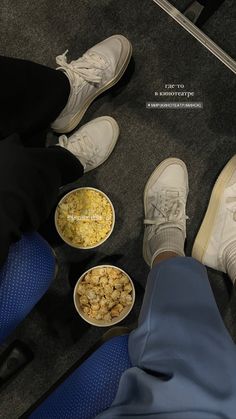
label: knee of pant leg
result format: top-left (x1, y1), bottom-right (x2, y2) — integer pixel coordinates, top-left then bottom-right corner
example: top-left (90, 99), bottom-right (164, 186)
top-left (149, 256), bottom-right (207, 283)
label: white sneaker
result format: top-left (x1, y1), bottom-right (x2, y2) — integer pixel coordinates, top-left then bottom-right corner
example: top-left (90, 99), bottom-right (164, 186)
top-left (51, 35), bottom-right (132, 133)
top-left (143, 158), bottom-right (189, 266)
top-left (192, 155), bottom-right (236, 272)
top-left (58, 116), bottom-right (119, 172)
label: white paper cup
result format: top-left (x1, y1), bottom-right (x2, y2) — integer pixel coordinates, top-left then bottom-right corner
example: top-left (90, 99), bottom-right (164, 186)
top-left (55, 187), bottom-right (115, 249)
top-left (74, 265), bottom-right (135, 327)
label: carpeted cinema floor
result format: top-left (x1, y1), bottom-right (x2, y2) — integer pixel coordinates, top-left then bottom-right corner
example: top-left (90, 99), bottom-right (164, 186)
top-left (0, 0), bottom-right (235, 417)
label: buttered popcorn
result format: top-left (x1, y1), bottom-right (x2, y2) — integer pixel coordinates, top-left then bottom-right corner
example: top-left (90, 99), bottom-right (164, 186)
top-left (57, 189), bottom-right (113, 247)
top-left (77, 267), bottom-right (133, 321)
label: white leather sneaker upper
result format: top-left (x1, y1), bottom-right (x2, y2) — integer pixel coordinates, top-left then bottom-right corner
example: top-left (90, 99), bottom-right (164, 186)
top-left (192, 156), bottom-right (236, 272)
top-left (85, 35), bottom-right (126, 80)
top-left (143, 158), bottom-right (189, 265)
top-left (51, 35), bottom-right (131, 133)
top-left (201, 170), bottom-right (236, 271)
top-left (58, 116), bottom-right (119, 172)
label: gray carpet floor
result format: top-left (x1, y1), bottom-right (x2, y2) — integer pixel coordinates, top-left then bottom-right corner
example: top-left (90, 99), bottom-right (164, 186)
top-left (0, 0), bottom-right (236, 418)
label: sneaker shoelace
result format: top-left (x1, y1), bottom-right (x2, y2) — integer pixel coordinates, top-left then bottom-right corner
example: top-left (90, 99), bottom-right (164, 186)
top-left (59, 133), bottom-right (99, 168)
top-left (56, 50), bottom-right (108, 86)
top-left (144, 189), bottom-right (188, 236)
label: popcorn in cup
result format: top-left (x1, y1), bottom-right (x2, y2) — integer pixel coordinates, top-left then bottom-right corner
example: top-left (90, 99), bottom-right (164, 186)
top-left (55, 187), bottom-right (115, 249)
top-left (74, 265), bottom-right (135, 327)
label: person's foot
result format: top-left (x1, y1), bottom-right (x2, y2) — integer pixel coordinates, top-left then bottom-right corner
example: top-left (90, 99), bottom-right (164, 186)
top-left (57, 116), bottom-right (119, 172)
top-left (51, 35), bottom-right (132, 133)
top-left (192, 155), bottom-right (236, 283)
top-left (143, 158), bottom-right (189, 267)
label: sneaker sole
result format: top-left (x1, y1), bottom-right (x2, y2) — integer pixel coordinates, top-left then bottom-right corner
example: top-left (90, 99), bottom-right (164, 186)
top-left (192, 155), bottom-right (236, 263)
top-left (143, 158), bottom-right (188, 266)
top-left (53, 38), bottom-right (132, 134)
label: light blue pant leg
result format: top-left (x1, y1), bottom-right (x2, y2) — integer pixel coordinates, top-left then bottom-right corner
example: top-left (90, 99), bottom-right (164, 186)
top-left (127, 257), bottom-right (236, 417)
top-left (97, 257), bottom-right (236, 418)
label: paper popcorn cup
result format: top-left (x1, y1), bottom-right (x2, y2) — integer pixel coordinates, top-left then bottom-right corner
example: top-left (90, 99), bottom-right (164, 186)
top-left (55, 187), bottom-right (115, 249)
top-left (74, 265), bottom-right (135, 327)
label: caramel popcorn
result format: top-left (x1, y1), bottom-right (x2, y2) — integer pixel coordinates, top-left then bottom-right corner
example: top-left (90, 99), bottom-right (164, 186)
top-left (77, 267), bottom-right (133, 322)
top-left (56, 189), bottom-right (113, 247)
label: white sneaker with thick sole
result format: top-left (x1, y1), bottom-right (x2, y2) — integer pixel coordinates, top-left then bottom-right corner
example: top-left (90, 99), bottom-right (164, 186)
top-left (57, 116), bottom-right (119, 172)
top-left (192, 155), bottom-right (236, 271)
top-left (52, 35), bottom-right (132, 133)
top-left (143, 158), bottom-right (189, 266)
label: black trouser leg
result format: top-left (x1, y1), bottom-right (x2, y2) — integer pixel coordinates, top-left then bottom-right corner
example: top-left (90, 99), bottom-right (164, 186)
top-left (0, 134), bottom-right (83, 267)
top-left (0, 56), bottom-right (70, 144)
